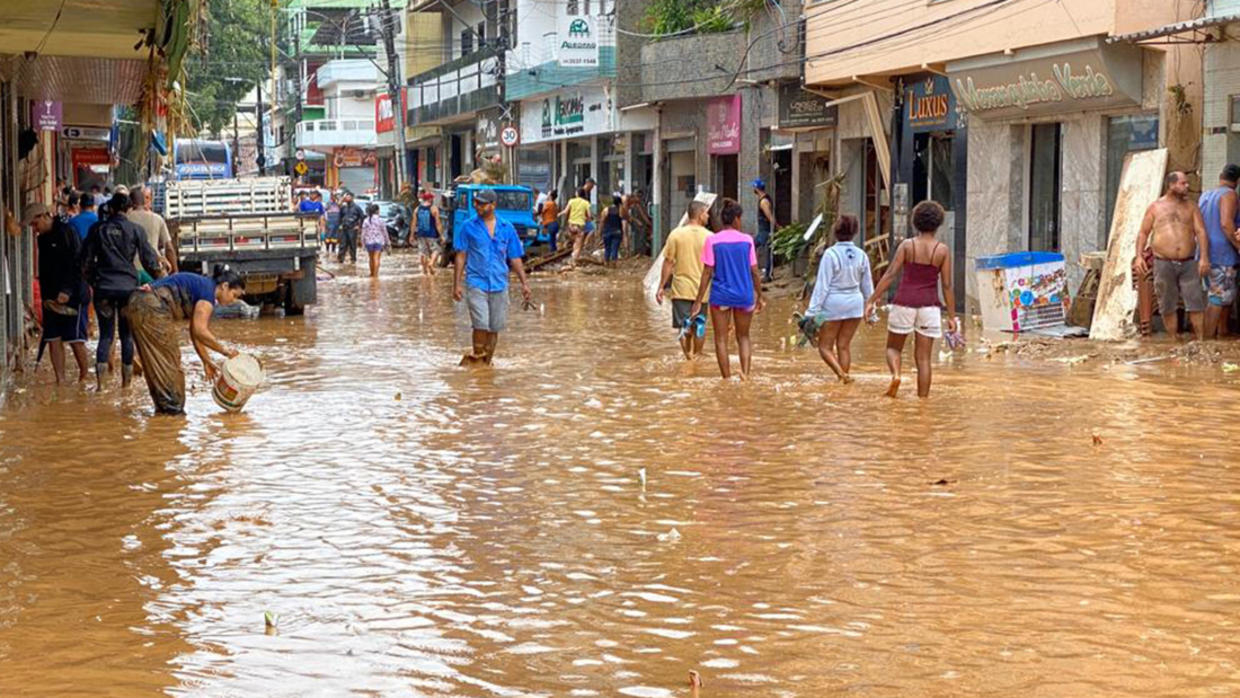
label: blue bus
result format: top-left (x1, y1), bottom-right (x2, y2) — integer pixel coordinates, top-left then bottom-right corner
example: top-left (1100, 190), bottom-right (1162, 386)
top-left (173, 139), bottom-right (233, 179)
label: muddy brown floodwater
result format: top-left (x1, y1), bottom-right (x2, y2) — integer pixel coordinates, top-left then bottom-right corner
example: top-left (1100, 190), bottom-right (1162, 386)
top-left (3, 252), bottom-right (1240, 696)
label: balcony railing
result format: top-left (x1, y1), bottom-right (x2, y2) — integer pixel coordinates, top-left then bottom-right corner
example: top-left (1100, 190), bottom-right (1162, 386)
top-left (296, 118), bottom-right (378, 149)
top-left (407, 48), bottom-right (501, 125)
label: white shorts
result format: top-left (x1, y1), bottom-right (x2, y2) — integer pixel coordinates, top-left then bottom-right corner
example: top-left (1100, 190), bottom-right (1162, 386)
top-left (888, 304), bottom-right (942, 339)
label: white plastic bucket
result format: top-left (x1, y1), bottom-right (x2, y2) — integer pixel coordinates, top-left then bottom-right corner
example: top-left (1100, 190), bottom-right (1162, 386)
top-left (212, 353), bottom-right (265, 413)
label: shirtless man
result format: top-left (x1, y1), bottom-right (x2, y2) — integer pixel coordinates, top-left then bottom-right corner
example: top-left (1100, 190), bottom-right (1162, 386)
top-left (1134, 171), bottom-right (1210, 340)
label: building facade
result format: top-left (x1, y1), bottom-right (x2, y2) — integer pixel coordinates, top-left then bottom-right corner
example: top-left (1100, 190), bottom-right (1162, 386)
top-left (1, 0), bottom-right (192, 390)
top-left (404, 0), bottom-right (508, 190)
top-left (805, 0), bottom-right (1202, 311)
top-left (626, 0), bottom-right (805, 247)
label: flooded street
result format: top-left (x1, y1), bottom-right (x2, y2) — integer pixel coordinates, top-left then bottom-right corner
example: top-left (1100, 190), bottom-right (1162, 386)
top-left (3, 252), bottom-right (1240, 696)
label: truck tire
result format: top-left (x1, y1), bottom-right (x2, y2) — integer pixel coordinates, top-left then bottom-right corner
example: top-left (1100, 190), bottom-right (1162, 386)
top-left (284, 255), bottom-right (317, 315)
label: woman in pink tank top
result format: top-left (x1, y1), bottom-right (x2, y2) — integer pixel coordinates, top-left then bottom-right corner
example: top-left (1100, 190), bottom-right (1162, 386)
top-left (865, 201), bottom-right (958, 398)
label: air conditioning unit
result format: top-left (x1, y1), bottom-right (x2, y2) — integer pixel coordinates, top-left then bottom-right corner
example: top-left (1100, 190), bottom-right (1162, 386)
top-left (345, 89), bottom-right (370, 99)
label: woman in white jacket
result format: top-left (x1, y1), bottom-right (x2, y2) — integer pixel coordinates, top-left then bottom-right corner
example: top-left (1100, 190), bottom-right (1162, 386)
top-left (805, 215), bottom-right (873, 383)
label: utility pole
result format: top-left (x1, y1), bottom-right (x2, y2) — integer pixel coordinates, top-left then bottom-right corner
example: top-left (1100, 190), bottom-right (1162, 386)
top-left (378, 0), bottom-right (407, 191)
top-left (270, 0), bottom-right (279, 177)
top-left (256, 82), bottom-right (267, 176)
top-left (497, 0), bottom-right (511, 184)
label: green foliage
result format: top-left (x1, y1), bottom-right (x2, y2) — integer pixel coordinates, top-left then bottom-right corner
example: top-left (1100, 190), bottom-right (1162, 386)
top-left (644, 0), bottom-right (696, 36)
top-left (184, 0), bottom-right (270, 136)
top-left (690, 5), bottom-right (736, 34)
top-left (645, 0), bottom-right (745, 37)
top-left (772, 222), bottom-right (808, 263)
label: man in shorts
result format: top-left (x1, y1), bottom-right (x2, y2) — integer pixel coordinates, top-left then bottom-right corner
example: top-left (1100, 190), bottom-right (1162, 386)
top-left (1198, 164), bottom-right (1240, 338)
top-left (560, 187), bottom-right (593, 268)
top-left (1135, 171), bottom-right (1210, 341)
top-left (656, 200), bottom-right (711, 359)
top-left (28, 203), bottom-right (91, 383)
top-left (453, 188), bottom-right (532, 365)
top-left (414, 191), bottom-right (444, 276)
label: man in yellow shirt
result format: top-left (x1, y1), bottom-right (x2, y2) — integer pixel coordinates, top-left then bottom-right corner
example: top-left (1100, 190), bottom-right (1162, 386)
top-left (656, 200), bottom-right (712, 359)
top-left (560, 188), bottom-right (593, 268)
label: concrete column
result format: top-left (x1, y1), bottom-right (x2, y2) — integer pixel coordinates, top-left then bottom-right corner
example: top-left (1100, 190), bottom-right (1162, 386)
top-left (622, 132), bottom-right (634, 196)
top-left (738, 85), bottom-right (763, 233)
top-left (589, 135), bottom-right (600, 206)
top-left (652, 108), bottom-right (664, 253)
top-left (790, 136), bottom-right (801, 223)
top-left (559, 139), bottom-right (569, 199)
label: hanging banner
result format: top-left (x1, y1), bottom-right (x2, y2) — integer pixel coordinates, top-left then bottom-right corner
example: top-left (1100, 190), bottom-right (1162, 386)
top-left (557, 13), bottom-right (600, 68)
top-left (707, 95), bottom-right (741, 155)
top-left (376, 93), bottom-right (394, 133)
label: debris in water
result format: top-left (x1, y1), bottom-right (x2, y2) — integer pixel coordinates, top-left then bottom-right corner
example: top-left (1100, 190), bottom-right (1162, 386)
top-left (1092, 434), bottom-right (1103, 446)
top-left (689, 670), bottom-right (704, 690)
top-left (638, 467), bottom-right (647, 491)
top-left (264, 611), bottom-right (277, 632)
top-left (1223, 362), bottom-right (1240, 373)
top-left (394, 391), bottom-right (402, 401)
top-left (657, 528), bottom-right (681, 542)
top-left (930, 479), bottom-right (956, 486)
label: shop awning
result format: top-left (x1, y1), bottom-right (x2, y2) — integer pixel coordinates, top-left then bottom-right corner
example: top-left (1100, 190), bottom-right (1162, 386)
top-left (0, 0), bottom-right (189, 104)
top-left (1106, 14), bottom-right (1240, 44)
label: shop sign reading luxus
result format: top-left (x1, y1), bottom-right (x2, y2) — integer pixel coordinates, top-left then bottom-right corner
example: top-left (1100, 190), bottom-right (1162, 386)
top-left (906, 75), bottom-right (959, 133)
top-left (557, 12), bottom-right (600, 68)
top-left (947, 41), bottom-right (1143, 121)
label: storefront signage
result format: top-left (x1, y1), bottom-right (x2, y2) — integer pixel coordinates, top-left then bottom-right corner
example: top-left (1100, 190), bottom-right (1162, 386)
top-left (707, 94), bottom-right (741, 155)
top-left (947, 41), bottom-right (1143, 121)
top-left (476, 110), bottom-right (502, 150)
top-left (375, 90), bottom-right (405, 133)
top-left (905, 75), bottom-right (958, 133)
top-left (523, 87), bottom-right (612, 144)
top-left (332, 147), bottom-right (377, 168)
top-left (777, 84), bottom-right (837, 129)
top-left (557, 12), bottom-right (599, 68)
top-left (32, 101), bottom-right (61, 131)
top-left (61, 125), bottom-right (110, 141)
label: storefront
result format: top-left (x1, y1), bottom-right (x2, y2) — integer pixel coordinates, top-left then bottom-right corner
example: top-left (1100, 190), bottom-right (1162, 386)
top-left (518, 85), bottom-right (656, 202)
top-left (707, 95), bottom-right (741, 202)
top-left (775, 83), bottom-right (838, 225)
top-left (892, 74), bottom-right (967, 302)
top-left (948, 37), bottom-right (1156, 305)
top-left (329, 147), bottom-right (378, 196)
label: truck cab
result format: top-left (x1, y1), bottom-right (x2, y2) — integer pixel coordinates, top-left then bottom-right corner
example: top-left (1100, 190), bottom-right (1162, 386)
top-left (448, 185), bottom-right (541, 249)
top-left (159, 177), bottom-right (320, 314)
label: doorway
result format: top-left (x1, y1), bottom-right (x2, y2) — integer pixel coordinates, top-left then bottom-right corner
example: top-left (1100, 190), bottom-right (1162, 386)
top-left (773, 148), bottom-right (792, 225)
top-left (713, 154), bottom-right (738, 202)
top-left (1029, 122), bottom-right (1062, 252)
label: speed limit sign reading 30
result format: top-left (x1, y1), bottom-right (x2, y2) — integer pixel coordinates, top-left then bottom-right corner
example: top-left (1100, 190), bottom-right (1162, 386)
top-left (500, 125), bottom-right (519, 148)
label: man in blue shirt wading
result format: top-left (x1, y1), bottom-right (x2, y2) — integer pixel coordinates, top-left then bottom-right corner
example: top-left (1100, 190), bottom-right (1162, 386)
top-left (453, 188), bottom-right (532, 365)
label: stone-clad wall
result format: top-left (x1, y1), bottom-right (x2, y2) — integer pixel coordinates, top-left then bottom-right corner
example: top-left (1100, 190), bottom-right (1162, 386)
top-left (964, 115), bottom-right (1106, 312)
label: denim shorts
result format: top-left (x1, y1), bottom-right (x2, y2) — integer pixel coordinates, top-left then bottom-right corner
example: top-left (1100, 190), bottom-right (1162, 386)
top-left (365, 242), bottom-right (384, 253)
top-left (466, 286), bottom-right (509, 332)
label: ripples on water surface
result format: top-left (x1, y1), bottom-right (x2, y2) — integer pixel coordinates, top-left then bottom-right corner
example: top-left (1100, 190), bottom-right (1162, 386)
top-left (2, 254), bottom-right (1240, 696)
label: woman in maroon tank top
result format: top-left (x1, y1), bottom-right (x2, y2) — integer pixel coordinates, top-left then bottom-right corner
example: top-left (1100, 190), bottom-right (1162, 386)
top-left (865, 201), bottom-right (958, 398)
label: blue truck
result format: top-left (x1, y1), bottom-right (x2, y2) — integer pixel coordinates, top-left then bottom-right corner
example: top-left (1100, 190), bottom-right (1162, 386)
top-left (447, 184), bottom-right (543, 250)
